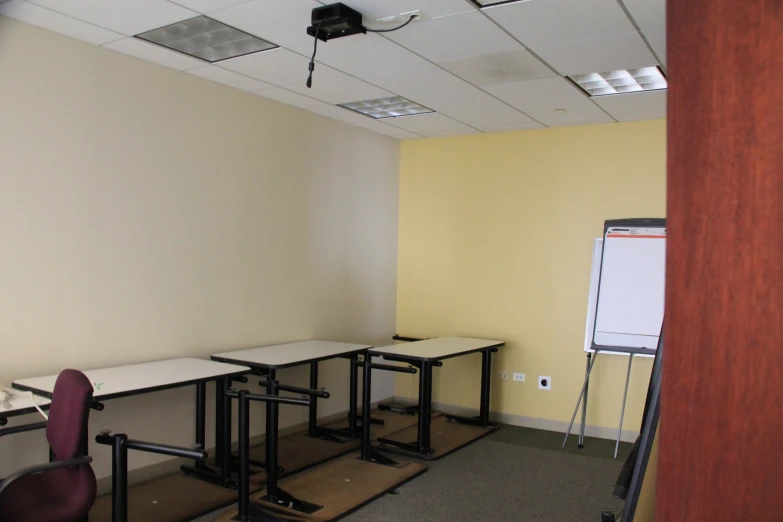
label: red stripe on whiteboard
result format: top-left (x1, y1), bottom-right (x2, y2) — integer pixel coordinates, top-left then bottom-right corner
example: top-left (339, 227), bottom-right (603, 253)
top-left (607, 234), bottom-right (666, 238)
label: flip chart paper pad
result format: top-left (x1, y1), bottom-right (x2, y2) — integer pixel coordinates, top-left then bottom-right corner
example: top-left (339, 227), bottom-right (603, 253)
top-left (592, 228), bottom-right (666, 350)
top-left (584, 238), bottom-right (603, 352)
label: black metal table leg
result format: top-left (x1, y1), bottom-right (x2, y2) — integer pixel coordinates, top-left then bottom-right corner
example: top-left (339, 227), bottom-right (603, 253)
top-left (419, 361), bottom-right (433, 452)
top-left (265, 378), bottom-right (280, 504)
top-left (215, 378), bottom-right (225, 464)
top-left (236, 390), bottom-right (250, 521)
top-left (360, 354), bottom-right (372, 460)
top-left (308, 362), bottom-right (318, 437)
top-left (196, 382), bottom-right (206, 462)
top-left (445, 349), bottom-right (499, 428)
top-left (111, 434), bottom-right (129, 522)
top-left (220, 377), bottom-right (232, 485)
top-left (348, 353), bottom-right (358, 438)
top-left (265, 369), bottom-right (276, 484)
top-left (359, 354), bottom-right (400, 466)
top-left (182, 381), bottom-right (230, 485)
top-left (416, 362), bottom-right (426, 448)
top-left (479, 349), bottom-right (492, 425)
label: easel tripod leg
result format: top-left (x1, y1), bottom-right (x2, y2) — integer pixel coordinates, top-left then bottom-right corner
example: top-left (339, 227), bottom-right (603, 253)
top-left (578, 352), bottom-right (591, 448)
top-left (562, 352), bottom-right (598, 448)
top-left (615, 354), bottom-right (633, 459)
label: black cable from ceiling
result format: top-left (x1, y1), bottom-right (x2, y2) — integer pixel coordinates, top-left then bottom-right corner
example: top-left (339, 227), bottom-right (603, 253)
top-left (306, 19), bottom-right (323, 88)
top-left (365, 14), bottom-right (418, 33)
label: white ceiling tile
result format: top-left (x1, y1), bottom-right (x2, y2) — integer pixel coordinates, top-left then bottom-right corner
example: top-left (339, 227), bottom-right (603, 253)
top-left (217, 48), bottom-right (339, 86)
top-left (644, 30), bottom-right (666, 66)
top-left (386, 11), bottom-right (522, 62)
top-left (383, 112), bottom-right (476, 133)
top-left (282, 72), bottom-right (393, 105)
top-left (484, 76), bottom-right (581, 105)
top-left (422, 127), bottom-right (481, 138)
top-left (339, 0), bottom-right (475, 24)
top-left (372, 125), bottom-right (423, 140)
top-left (347, 118), bottom-right (426, 139)
top-left (609, 111), bottom-right (664, 122)
top-left (620, 0), bottom-right (665, 34)
top-left (290, 33), bottom-right (426, 76)
top-left (101, 37), bottom-right (206, 70)
top-left (187, 64), bottom-right (273, 91)
top-left (478, 121), bottom-right (545, 133)
top-left (545, 113), bottom-right (614, 127)
top-left (253, 87), bottom-right (323, 109)
top-left (484, 77), bottom-right (614, 126)
top-left (535, 32), bottom-right (658, 76)
top-left (413, 83), bottom-right (534, 127)
top-left (357, 62), bottom-right (466, 100)
top-left (27, 0), bottom-right (197, 36)
top-left (592, 90), bottom-right (666, 121)
top-left (437, 49), bottom-right (556, 86)
top-left (209, 0), bottom-right (318, 48)
top-left (307, 103), bottom-right (382, 127)
top-left (486, 0), bottom-right (635, 49)
top-left (168, 0), bottom-right (251, 14)
top-left (0, 0), bottom-right (122, 44)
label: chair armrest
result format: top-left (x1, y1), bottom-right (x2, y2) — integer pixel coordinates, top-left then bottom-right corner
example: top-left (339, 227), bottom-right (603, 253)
top-left (0, 456), bottom-right (92, 499)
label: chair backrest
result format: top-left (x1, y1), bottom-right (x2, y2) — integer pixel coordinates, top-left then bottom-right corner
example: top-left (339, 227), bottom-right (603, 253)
top-left (46, 369), bottom-right (93, 460)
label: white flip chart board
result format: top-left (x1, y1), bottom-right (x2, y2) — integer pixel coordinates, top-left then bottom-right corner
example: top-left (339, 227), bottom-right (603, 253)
top-left (583, 238), bottom-right (604, 353)
top-left (585, 221), bottom-right (666, 354)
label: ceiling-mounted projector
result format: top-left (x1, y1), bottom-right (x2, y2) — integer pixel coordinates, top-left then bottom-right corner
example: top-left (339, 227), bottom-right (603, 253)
top-left (307, 3), bottom-right (366, 42)
top-left (305, 3), bottom-right (417, 88)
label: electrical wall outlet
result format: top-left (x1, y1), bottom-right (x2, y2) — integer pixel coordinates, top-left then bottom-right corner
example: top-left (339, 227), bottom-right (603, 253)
top-left (497, 371), bottom-right (509, 380)
top-left (538, 376), bottom-right (552, 390)
top-left (513, 372), bottom-right (525, 382)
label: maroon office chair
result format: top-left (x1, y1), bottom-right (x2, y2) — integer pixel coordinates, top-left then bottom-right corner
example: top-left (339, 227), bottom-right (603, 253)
top-left (0, 369), bottom-right (97, 522)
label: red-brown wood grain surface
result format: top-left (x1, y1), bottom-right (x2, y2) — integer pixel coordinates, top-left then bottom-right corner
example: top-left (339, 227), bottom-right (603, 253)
top-left (660, 0), bottom-right (783, 520)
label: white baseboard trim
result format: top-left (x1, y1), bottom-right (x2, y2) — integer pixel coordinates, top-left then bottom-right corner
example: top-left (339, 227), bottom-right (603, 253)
top-left (389, 397), bottom-right (639, 444)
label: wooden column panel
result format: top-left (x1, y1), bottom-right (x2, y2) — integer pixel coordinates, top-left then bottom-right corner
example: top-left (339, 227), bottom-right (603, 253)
top-left (660, 0), bottom-right (783, 520)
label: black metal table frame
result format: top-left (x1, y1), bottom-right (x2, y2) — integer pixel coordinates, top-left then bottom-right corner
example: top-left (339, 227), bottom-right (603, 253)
top-left (13, 368), bottom-right (249, 489)
top-left (0, 405), bottom-right (51, 462)
top-left (207, 347), bottom-right (376, 487)
top-left (229, 355), bottom-right (419, 521)
top-left (373, 337), bottom-right (503, 456)
top-left (96, 432), bottom-right (209, 522)
top-left (0, 400), bottom-right (49, 433)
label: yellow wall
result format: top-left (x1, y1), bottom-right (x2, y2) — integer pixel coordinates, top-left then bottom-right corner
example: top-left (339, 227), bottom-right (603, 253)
top-left (396, 120), bottom-right (666, 432)
top-left (0, 16), bottom-right (399, 480)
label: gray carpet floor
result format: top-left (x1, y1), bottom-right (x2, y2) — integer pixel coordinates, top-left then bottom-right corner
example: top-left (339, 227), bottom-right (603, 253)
top-left (195, 435), bottom-right (625, 522)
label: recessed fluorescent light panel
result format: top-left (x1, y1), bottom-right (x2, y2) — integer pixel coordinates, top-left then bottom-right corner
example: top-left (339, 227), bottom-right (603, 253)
top-left (136, 16), bottom-right (277, 63)
top-left (339, 96), bottom-right (433, 119)
top-left (470, 0), bottom-right (533, 9)
top-left (570, 67), bottom-right (667, 97)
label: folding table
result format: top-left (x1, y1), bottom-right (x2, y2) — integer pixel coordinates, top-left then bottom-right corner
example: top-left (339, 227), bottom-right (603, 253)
top-left (13, 358), bottom-right (250, 522)
top-left (210, 340), bottom-right (372, 479)
top-left (0, 392), bottom-right (50, 441)
top-left (368, 336), bottom-right (504, 459)
top-left (219, 344), bottom-right (426, 522)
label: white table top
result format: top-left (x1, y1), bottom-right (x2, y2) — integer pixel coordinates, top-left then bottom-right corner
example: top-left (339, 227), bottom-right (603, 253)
top-left (369, 337), bottom-right (504, 362)
top-left (211, 340), bottom-right (371, 369)
top-left (13, 358), bottom-right (249, 400)
top-left (0, 390), bottom-right (51, 418)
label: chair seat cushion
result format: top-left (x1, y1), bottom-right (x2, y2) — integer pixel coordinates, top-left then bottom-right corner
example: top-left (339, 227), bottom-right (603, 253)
top-left (0, 465), bottom-right (96, 522)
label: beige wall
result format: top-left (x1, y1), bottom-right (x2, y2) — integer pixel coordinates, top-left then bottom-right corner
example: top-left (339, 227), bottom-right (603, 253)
top-left (396, 120), bottom-right (666, 435)
top-left (0, 16), bottom-right (399, 481)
